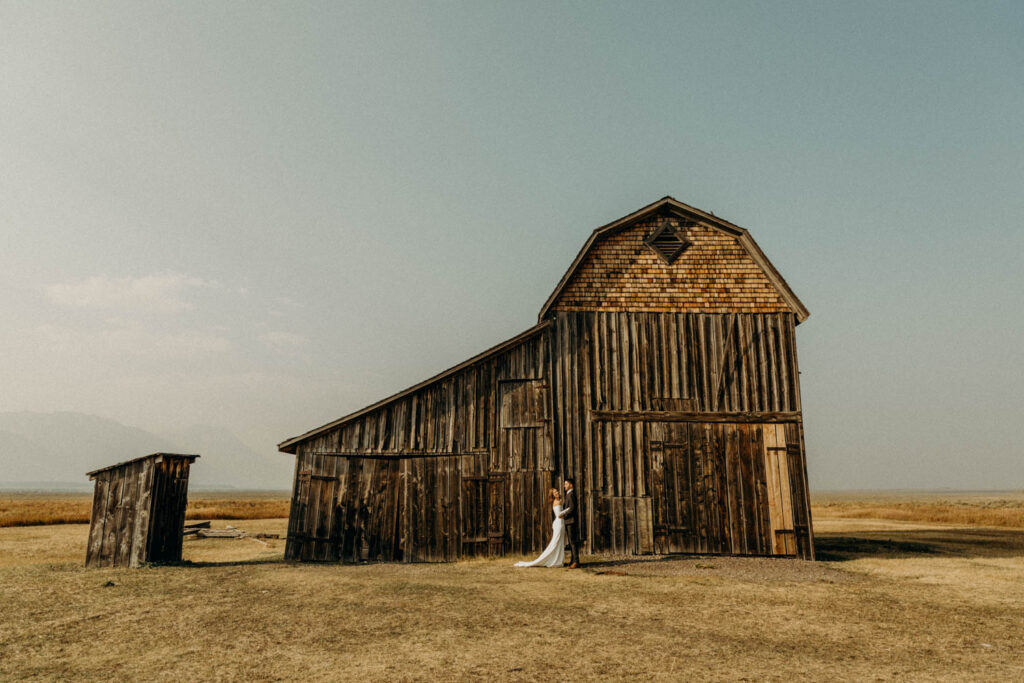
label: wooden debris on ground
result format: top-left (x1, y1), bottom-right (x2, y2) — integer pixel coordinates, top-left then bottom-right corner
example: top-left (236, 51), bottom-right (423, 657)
top-left (197, 528), bottom-right (246, 538)
top-left (182, 521), bottom-right (211, 536)
top-left (186, 523), bottom-right (281, 541)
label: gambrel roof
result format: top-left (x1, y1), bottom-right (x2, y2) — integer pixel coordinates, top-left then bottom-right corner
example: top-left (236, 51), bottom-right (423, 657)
top-left (538, 196), bottom-right (809, 323)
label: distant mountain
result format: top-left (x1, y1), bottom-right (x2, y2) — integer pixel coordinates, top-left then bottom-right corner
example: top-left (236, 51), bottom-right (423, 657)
top-left (158, 423), bottom-right (291, 490)
top-left (0, 428), bottom-right (66, 482)
top-left (0, 412), bottom-right (291, 490)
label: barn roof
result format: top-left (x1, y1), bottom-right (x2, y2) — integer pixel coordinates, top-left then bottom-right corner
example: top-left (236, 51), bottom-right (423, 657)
top-left (277, 321), bottom-right (550, 454)
top-left (537, 196), bottom-right (810, 323)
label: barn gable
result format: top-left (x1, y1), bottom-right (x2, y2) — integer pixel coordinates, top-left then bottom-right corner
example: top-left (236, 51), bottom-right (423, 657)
top-left (539, 197), bottom-right (809, 322)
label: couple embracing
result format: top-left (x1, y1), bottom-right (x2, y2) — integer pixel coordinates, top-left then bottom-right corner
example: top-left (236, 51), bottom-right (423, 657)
top-left (514, 478), bottom-right (581, 569)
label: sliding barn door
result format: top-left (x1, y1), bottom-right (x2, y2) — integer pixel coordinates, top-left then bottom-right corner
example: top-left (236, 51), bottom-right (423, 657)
top-left (646, 421), bottom-right (809, 557)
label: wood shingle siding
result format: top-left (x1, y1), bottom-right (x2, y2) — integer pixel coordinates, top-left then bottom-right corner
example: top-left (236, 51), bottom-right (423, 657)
top-left (552, 216), bottom-right (791, 314)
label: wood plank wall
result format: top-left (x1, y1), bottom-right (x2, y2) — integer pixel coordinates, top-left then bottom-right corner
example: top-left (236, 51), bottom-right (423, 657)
top-left (284, 452), bottom-right (556, 563)
top-left (284, 310), bottom-right (813, 562)
top-left (549, 310), bottom-right (812, 558)
top-left (85, 455), bottom-right (195, 568)
top-left (86, 458), bottom-right (153, 568)
top-left (296, 331), bottom-right (549, 457)
top-left (644, 421), bottom-right (812, 558)
top-left (146, 457), bottom-right (193, 563)
top-left (284, 330), bottom-right (556, 562)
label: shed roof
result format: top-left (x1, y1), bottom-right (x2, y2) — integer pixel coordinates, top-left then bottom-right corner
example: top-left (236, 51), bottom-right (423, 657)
top-left (86, 453), bottom-right (199, 479)
top-left (537, 196), bottom-right (809, 322)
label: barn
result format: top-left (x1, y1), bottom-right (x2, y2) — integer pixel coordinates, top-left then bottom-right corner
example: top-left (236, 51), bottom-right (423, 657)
top-left (278, 196), bottom-right (814, 562)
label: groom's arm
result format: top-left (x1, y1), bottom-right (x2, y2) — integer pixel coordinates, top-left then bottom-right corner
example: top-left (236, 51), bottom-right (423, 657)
top-left (561, 492), bottom-right (575, 519)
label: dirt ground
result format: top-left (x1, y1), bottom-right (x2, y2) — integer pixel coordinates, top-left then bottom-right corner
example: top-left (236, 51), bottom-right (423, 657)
top-left (1, 511), bottom-right (1023, 680)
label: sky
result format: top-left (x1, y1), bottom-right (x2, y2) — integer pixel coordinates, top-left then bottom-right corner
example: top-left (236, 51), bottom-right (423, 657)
top-left (1, 1), bottom-right (1022, 490)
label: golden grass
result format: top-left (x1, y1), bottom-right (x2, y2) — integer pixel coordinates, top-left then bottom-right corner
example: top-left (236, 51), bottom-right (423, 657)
top-left (0, 492), bottom-right (290, 528)
top-left (9, 490), bottom-right (1023, 530)
top-left (2, 514), bottom-right (1023, 681)
top-left (812, 491), bottom-right (1024, 529)
top-left (183, 497), bottom-right (290, 521)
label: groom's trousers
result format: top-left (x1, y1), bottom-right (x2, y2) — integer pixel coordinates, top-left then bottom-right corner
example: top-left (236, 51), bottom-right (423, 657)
top-left (566, 522), bottom-right (580, 565)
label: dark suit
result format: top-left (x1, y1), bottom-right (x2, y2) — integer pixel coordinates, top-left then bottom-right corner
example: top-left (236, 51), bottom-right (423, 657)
top-left (562, 486), bottom-right (581, 565)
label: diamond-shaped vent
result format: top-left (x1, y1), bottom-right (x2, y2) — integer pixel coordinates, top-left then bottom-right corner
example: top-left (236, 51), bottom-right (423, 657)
top-left (645, 222), bottom-right (692, 264)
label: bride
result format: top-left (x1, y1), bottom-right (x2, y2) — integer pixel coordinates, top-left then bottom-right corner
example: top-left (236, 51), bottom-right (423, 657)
top-left (514, 488), bottom-right (566, 568)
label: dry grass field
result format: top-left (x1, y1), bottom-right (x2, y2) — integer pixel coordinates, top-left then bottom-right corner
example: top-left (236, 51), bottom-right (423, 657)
top-left (0, 491), bottom-right (291, 527)
top-left (813, 490), bottom-right (1024, 529)
top-left (1, 492), bottom-right (1023, 681)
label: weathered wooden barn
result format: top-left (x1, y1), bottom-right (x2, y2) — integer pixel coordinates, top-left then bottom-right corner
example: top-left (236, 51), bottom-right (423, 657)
top-left (279, 196), bottom-right (814, 562)
top-left (85, 453), bottom-right (199, 568)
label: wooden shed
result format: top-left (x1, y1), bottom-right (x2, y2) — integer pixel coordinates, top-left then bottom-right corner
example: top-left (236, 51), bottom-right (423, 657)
top-left (85, 453), bottom-right (199, 568)
top-left (279, 196), bottom-right (815, 562)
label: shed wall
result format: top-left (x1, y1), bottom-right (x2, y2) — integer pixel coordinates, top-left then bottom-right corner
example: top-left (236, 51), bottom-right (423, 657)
top-left (86, 458), bottom-right (155, 568)
top-left (85, 455), bottom-right (195, 568)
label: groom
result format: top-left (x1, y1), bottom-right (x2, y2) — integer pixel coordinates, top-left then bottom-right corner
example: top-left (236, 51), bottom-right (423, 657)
top-left (559, 478), bottom-right (581, 568)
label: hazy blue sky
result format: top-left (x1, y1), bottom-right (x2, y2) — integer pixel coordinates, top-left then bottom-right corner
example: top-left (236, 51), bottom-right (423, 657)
top-left (1, 2), bottom-right (1022, 489)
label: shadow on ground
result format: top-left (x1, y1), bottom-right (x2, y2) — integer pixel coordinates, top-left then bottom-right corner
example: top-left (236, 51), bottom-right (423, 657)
top-left (815, 527), bottom-right (1024, 561)
top-left (170, 558), bottom-right (286, 569)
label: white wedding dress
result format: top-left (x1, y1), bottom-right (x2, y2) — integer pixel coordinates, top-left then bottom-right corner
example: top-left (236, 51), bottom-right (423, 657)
top-left (514, 504), bottom-right (566, 568)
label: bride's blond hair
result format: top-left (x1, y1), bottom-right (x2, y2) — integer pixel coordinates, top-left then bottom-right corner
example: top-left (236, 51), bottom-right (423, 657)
top-left (548, 488), bottom-right (561, 505)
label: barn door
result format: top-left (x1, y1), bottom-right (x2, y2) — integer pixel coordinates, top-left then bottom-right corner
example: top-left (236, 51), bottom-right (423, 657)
top-left (650, 428), bottom-right (690, 554)
top-left (647, 422), bottom-right (759, 556)
top-left (496, 378), bottom-right (551, 470)
top-left (643, 420), bottom-right (805, 558)
top-left (459, 461), bottom-right (509, 557)
top-left (495, 377), bottom-right (553, 557)
top-left (650, 422), bottom-right (713, 554)
top-left (487, 473), bottom-right (507, 555)
top-left (761, 424), bottom-right (797, 555)
top-left (460, 473), bottom-right (489, 557)
top-left (285, 453), bottom-right (343, 562)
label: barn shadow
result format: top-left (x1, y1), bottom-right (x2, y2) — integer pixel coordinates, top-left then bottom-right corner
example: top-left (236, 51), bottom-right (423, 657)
top-left (576, 527), bottom-right (1024, 567)
top-left (164, 558), bottom-right (285, 569)
top-left (814, 527), bottom-right (1024, 561)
